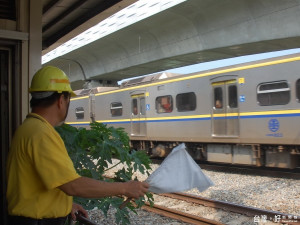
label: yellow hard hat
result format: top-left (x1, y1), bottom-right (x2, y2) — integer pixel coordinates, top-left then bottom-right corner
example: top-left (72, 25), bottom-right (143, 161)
top-left (29, 66), bottom-right (76, 97)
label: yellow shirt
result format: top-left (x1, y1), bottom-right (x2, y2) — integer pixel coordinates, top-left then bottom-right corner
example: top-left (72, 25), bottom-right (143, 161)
top-left (6, 113), bottom-right (80, 219)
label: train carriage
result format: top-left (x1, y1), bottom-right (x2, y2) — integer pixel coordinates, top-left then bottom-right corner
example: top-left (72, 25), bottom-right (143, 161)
top-left (66, 54), bottom-right (300, 169)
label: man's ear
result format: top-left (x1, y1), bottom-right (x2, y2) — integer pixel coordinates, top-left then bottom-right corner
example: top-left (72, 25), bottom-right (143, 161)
top-left (57, 94), bottom-right (64, 108)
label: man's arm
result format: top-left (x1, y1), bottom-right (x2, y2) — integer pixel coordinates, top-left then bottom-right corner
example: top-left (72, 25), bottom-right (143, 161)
top-left (59, 176), bottom-right (149, 199)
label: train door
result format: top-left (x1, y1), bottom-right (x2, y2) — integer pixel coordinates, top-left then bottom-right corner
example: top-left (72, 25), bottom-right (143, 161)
top-left (130, 93), bottom-right (146, 136)
top-left (212, 80), bottom-right (239, 137)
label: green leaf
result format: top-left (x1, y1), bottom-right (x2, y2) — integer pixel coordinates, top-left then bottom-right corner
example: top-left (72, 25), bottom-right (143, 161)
top-left (56, 122), bottom-right (154, 225)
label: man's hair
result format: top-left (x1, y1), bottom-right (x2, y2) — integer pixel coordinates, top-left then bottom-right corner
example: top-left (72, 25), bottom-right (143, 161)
top-left (30, 92), bottom-right (70, 108)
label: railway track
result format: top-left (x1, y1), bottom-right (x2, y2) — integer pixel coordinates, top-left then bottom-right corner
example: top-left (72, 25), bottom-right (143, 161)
top-left (77, 198), bottom-right (226, 225)
top-left (157, 192), bottom-right (299, 225)
top-left (102, 163), bottom-right (299, 225)
top-left (76, 192), bottom-right (299, 225)
top-left (142, 203), bottom-right (224, 225)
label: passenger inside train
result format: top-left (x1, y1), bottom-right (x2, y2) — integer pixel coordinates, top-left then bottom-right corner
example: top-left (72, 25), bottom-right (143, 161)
top-left (156, 96), bottom-right (173, 113)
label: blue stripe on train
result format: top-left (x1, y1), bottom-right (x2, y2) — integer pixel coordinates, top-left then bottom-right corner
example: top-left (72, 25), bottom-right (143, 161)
top-left (67, 112), bottom-right (300, 126)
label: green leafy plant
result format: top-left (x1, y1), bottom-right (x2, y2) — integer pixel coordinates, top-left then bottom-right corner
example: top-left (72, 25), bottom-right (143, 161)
top-left (56, 122), bottom-right (154, 224)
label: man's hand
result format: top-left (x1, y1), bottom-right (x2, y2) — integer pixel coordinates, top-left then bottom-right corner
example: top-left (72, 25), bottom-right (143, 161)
top-left (123, 181), bottom-right (149, 199)
top-left (71, 203), bottom-right (88, 221)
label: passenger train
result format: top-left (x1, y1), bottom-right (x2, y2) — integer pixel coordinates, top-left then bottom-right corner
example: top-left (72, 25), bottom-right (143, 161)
top-left (65, 54), bottom-right (300, 169)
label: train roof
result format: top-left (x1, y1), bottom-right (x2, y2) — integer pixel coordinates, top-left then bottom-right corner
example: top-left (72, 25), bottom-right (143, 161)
top-left (146, 52), bottom-right (300, 83)
top-left (120, 72), bottom-right (182, 87)
top-left (118, 52), bottom-right (300, 88)
top-left (73, 86), bottom-right (119, 96)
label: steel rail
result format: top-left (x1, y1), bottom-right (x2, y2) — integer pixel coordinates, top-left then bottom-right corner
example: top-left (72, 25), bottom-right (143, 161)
top-left (142, 202), bottom-right (225, 225)
top-left (161, 192), bottom-right (299, 225)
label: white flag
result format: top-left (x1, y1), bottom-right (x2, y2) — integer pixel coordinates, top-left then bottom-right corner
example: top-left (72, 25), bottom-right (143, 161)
top-left (146, 143), bottom-right (214, 193)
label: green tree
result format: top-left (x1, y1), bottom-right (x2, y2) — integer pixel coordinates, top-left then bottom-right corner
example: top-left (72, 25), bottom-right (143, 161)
top-left (56, 122), bottom-right (154, 224)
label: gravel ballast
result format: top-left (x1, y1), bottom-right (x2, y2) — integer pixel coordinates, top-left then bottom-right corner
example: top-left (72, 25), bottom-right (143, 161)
top-left (86, 160), bottom-right (299, 225)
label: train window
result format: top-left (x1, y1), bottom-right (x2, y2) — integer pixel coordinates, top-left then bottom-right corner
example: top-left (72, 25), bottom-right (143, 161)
top-left (257, 81), bottom-right (290, 106)
top-left (156, 95), bottom-right (173, 113)
top-left (111, 102), bottom-right (123, 116)
top-left (75, 107), bottom-right (84, 119)
top-left (176, 92), bottom-right (196, 112)
top-left (228, 85), bottom-right (238, 108)
top-left (214, 87), bottom-right (223, 109)
top-left (296, 79), bottom-right (300, 101)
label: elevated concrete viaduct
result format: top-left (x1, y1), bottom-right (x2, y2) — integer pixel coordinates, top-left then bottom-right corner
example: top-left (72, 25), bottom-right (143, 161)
top-left (45, 0), bottom-right (300, 89)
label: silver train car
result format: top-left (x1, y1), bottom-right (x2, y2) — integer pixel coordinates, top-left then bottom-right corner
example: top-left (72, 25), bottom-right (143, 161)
top-left (66, 54), bottom-right (300, 169)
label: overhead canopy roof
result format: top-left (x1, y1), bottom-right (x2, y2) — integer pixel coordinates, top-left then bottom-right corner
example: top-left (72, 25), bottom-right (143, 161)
top-left (42, 0), bottom-right (137, 52)
top-left (42, 0), bottom-right (300, 91)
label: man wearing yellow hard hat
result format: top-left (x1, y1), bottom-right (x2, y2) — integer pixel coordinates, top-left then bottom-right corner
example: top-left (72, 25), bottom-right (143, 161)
top-left (6, 66), bottom-right (149, 225)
